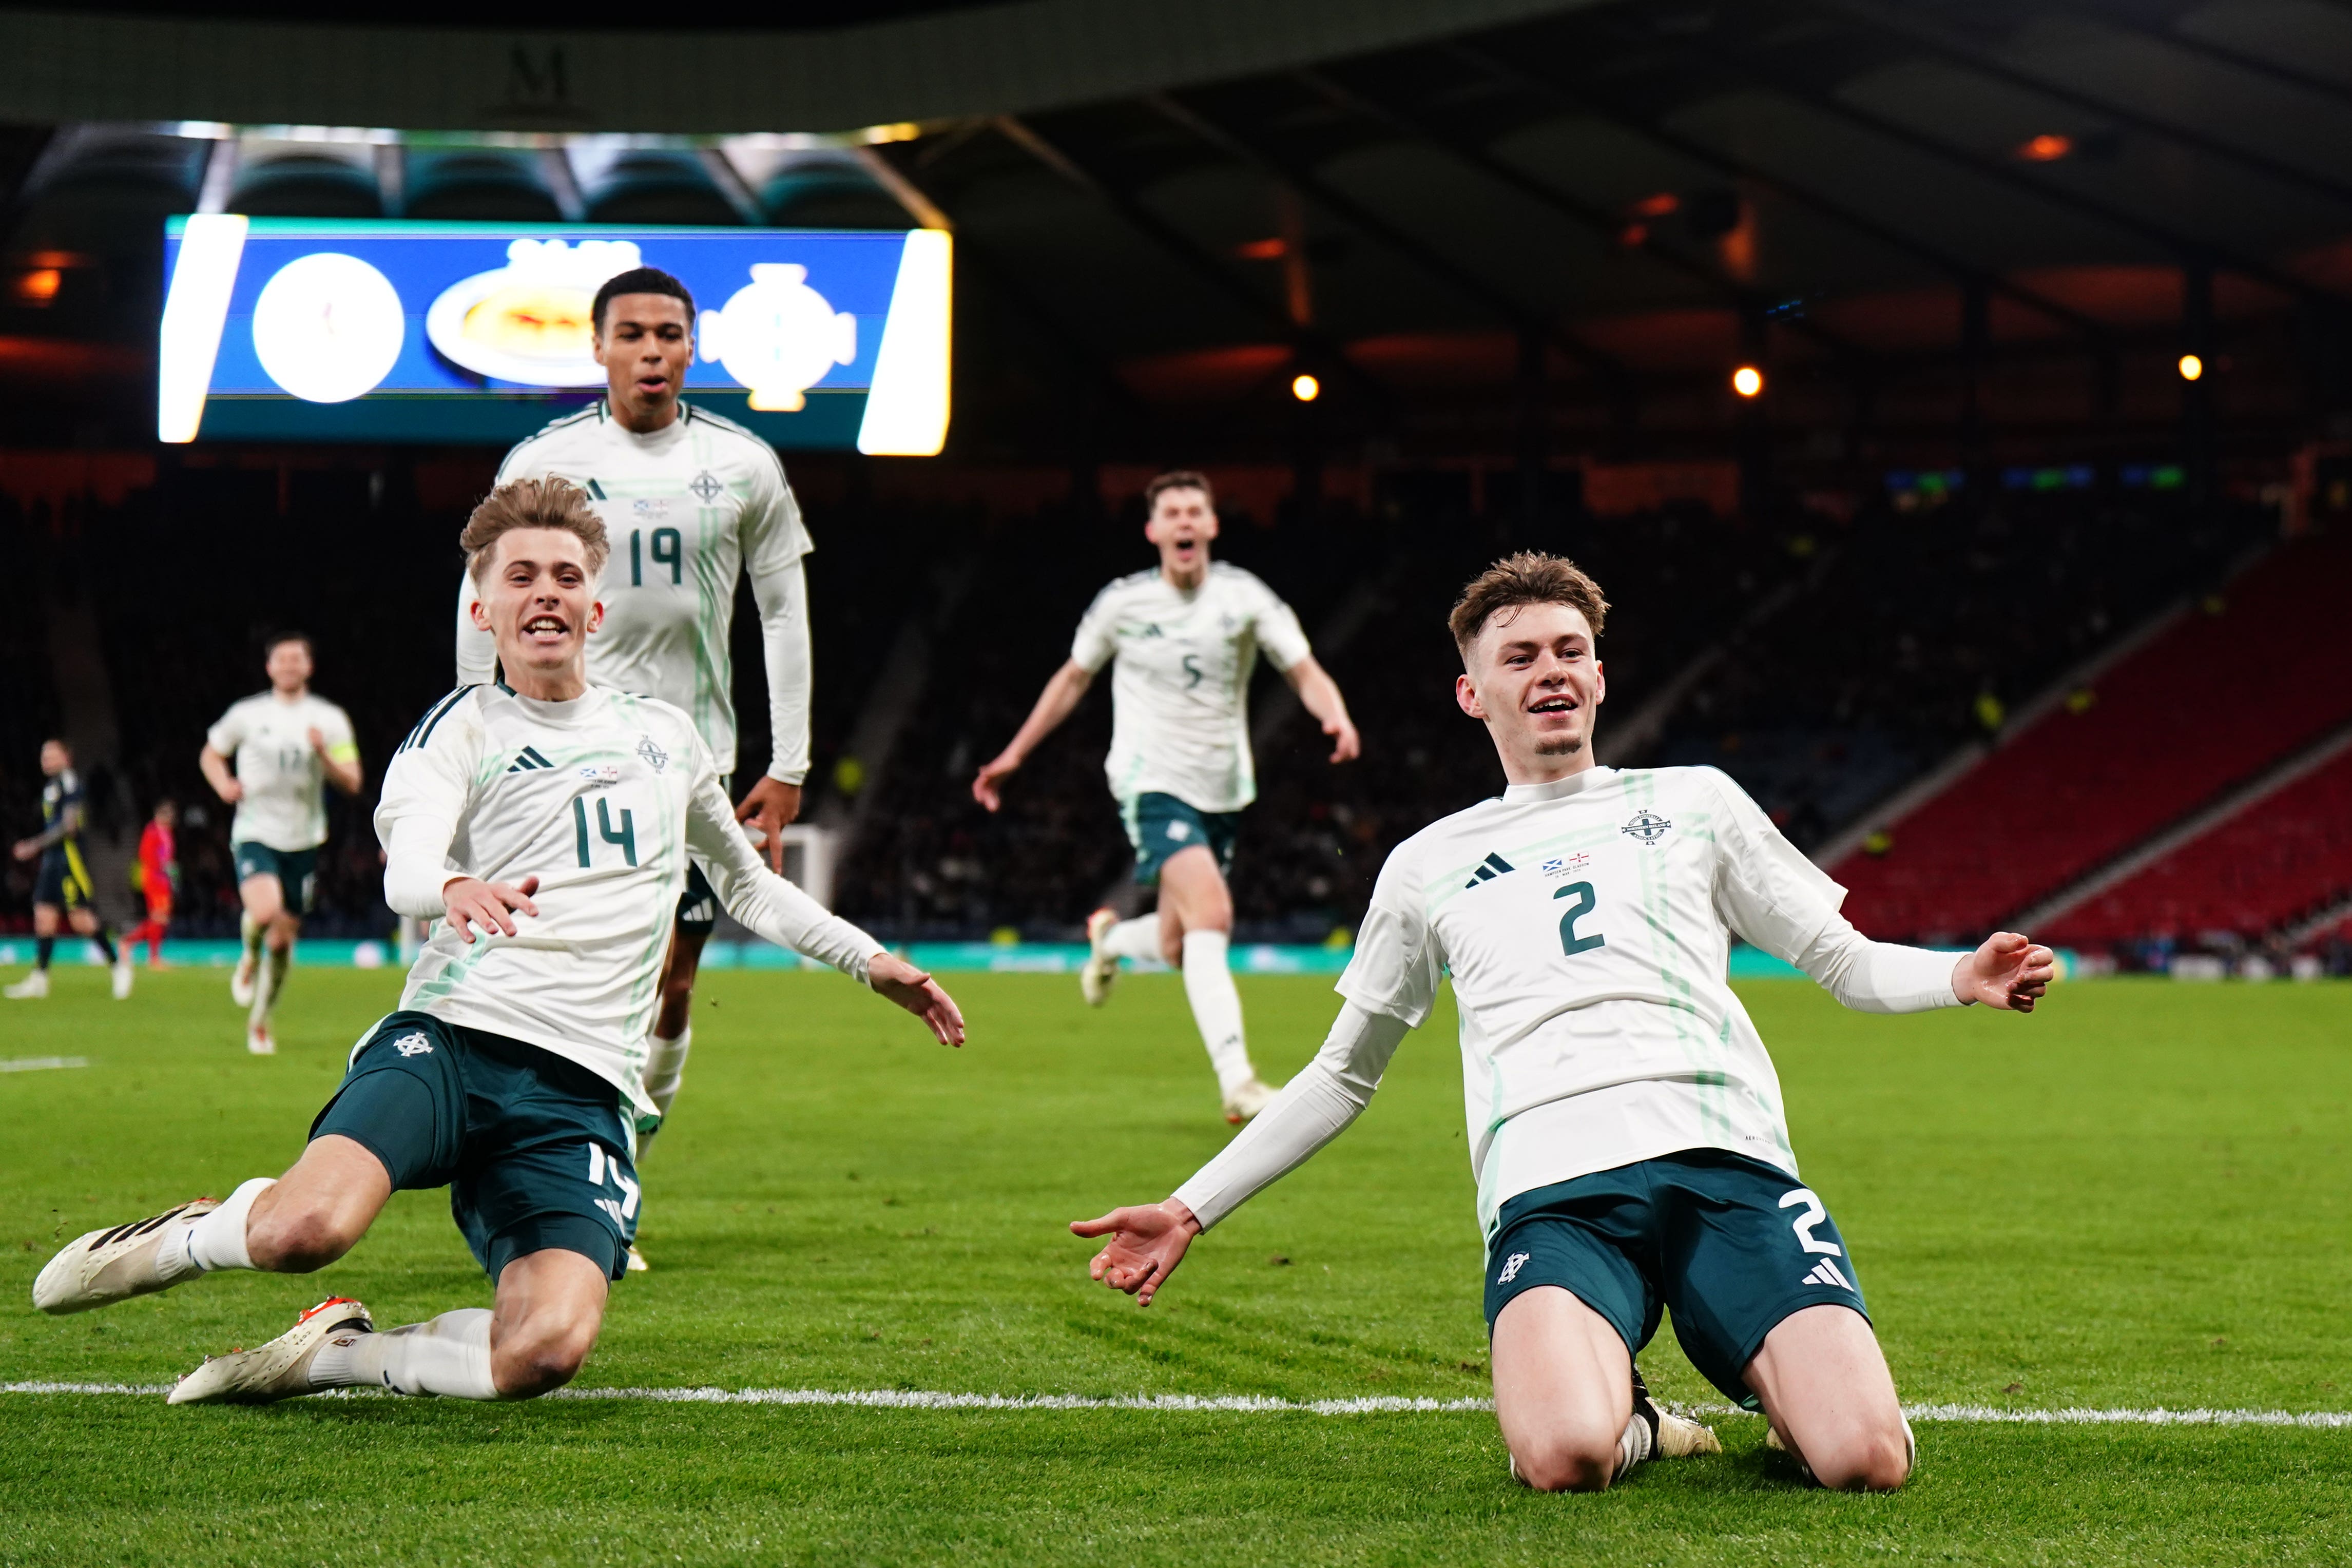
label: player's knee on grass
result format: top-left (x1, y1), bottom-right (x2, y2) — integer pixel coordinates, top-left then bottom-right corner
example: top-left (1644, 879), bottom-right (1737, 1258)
top-left (245, 1190), bottom-right (366, 1273)
top-left (1801, 1418), bottom-right (1912, 1492)
top-left (490, 1315), bottom-right (598, 1399)
top-left (1508, 1423), bottom-right (1622, 1493)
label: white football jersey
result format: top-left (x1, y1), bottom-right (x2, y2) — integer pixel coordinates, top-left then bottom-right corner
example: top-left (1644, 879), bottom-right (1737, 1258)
top-left (205, 691), bottom-right (357, 852)
top-left (1070, 562), bottom-right (1313, 814)
top-left (1338, 765), bottom-right (1863, 1236)
top-left (375, 681), bottom-right (876, 1119)
top-left (454, 400), bottom-right (812, 778)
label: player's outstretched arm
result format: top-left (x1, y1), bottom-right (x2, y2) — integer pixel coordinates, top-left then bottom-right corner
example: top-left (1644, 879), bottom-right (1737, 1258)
top-left (1953, 931), bottom-right (2057, 1012)
top-left (1284, 654), bottom-right (1361, 764)
top-left (973, 660), bottom-right (1093, 811)
top-left (1072, 1201), bottom-right (1200, 1306)
top-left (867, 953), bottom-right (966, 1047)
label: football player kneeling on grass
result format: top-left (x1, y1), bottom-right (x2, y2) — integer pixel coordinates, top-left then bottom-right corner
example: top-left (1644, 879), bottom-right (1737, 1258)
top-left (32, 477), bottom-right (963, 1405)
top-left (1074, 552), bottom-right (2054, 1492)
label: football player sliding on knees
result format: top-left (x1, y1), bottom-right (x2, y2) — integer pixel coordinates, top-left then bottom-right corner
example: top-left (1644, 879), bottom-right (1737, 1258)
top-left (1075, 551), bottom-right (2052, 1493)
top-left (32, 478), bottom-right (962, 1408)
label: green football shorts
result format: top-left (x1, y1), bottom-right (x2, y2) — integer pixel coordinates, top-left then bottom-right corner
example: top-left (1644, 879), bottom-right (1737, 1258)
top-left (232, 842), bottom-right (319, 917)
top-left (1482, 1149), bottom-right (1871, 1409)
top-left (1123, 791), bottom-right (1240, 885)
top-left (311, 1012), bottom-right (640, 1282)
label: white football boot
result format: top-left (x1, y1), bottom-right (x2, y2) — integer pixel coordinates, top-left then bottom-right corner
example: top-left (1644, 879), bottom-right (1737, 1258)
top-left (229, 952), bottom-right (257, 1008)
top-left (1221, 1076), bottom-right (1279, 1125)
top-left (246, 1022), bottom-right (275, 1056)
top-left (33, 1197), bottom-right (220, 1314)
top-left (5, 969), bottom-right (49, 999)
top-left (111, 952), bottom-right (133, 1000)
top-left (625, 1245), bottom-right (649, 1273)
top-left (169, 1295), bottom-right (375, 1405)
top-left (1079, 908), bottom-right (1121, 1008)
top-left (1632, 1365), bottom-right (1721, 1459)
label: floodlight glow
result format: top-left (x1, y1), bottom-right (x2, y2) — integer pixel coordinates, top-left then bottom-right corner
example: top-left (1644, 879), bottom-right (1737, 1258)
top-left (2178, 353), bottom-right (2204, 382)
top-left (856, 229), bottom-right (952, 457)
top-left (157, 213), bottom-right (248, 443)
top-left (1291, 372), bottom-right (1320, 402)
top-left (1731, 364), bottom-right (1764, 398)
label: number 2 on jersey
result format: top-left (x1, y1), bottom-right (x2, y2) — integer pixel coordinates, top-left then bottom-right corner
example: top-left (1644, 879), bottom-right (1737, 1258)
top-left (1553, 880), bottom-right (1606, 957)
top-left (572, 796), bottom-right (638, 868)
top-left (627, 527), bottom-right (683, 587)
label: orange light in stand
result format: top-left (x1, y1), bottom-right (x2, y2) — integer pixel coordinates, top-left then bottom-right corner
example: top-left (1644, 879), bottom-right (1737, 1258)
top-left (2177, 353), bottom-right (2205, 382)
top-left (1290, 372), bottom-right (1321, 402)
top-left (1731, 364), bottom-right (1764, 398)
top-left (13, 268), bottom-right (60, 303)
top-left (2017, 132), bottom-right (2074, 163)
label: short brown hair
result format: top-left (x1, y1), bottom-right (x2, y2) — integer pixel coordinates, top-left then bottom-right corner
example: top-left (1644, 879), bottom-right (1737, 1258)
top-left (1448, 552), bottom-right (1610, 660)
top-left (460, 477), bottom-right (610, 586)
top-left (1144, 470), bottom-right (1213, 511)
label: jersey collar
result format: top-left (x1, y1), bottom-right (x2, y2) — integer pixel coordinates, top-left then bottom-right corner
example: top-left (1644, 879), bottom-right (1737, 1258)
top-left (1500, 766), bottom-right (1616, 806)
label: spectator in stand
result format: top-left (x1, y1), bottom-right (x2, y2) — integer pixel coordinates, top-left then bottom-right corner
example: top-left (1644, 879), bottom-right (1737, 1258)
top-left (130, 799), bottom-right (179, 967)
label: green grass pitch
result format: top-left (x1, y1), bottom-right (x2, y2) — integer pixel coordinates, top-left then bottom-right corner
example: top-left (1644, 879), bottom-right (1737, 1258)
top-left (2, 963), bottom-right (2349, 1564)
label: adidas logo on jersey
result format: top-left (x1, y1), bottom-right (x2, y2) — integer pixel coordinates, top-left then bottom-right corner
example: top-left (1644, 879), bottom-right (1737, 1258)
top-left (1464, 852), bottom-right (1515, 889)
top-left (507, 746), bottom-right (554, 773)
top-left (1802, 1258), bottom-right (1854, 1291)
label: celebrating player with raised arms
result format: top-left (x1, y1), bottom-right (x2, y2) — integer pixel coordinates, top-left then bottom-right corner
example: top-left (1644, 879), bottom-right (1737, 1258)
top-left (457, 266), bottom-right (814, 1263)
top-left (973, 471), bottom-right (1359, 1124)
top-left (1074, 553), bottom-right (2056, 1493)
top-left (33, 479), bottom-right (962, 1407)
top-left (199, 634), bottom-right (361, 1052)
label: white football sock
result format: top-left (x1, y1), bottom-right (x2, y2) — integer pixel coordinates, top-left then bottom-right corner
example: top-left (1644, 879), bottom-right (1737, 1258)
top-left (309, 1307), bottom-right (498, 1399)
top-left (1613, 1410), bottom-right (1655, 1483)
top-left (239, 913), bottom-right (262, 964)
top-left (643, 1027), bottom-right (690, 1119)
top-left (171, 1176), bottom-right (275, 1279)
top-left (1101, 916), bottom-right (1164, 963)
top-left (1180, 931), bottom-right (1255, 1093)
top-left (249, 947), bottom-right (289, 1031)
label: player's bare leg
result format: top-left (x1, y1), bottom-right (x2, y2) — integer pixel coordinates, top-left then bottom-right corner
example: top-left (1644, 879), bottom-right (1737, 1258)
top-left (484, 1249), bottom-right (609, 1397)
top-left (233, 872), bottom-right (281, 1010)
top-left (1743, 1304), bottom-right (1912, 1490)
top-left (628, 918), bottom-right (709, 1271)
top-left (1491, 1285), bottom-right (1717, 1491)
top-left (233, 874), bottom-right (299, 1054)
top-left (1156, 846), bottom-right (1273, 1121)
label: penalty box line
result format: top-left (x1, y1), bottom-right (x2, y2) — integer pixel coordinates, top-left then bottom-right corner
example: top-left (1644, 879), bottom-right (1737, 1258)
top-left (5, 1381), bottom-right (2352, 1426)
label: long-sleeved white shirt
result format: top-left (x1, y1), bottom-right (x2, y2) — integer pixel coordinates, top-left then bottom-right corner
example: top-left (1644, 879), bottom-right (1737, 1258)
top-left (455, 400), bottom-right (813, 783)
top-left (376, 682), bottom-right (877, 1119)
top-left (1173, 766), bottom-right (1966, 1238)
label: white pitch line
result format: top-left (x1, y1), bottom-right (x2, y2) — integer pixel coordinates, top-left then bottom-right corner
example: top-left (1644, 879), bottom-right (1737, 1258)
top-left (3, 1381), bottom-right (2349, 1426)
top-left (0, 1056), bottom-right (88, 1073)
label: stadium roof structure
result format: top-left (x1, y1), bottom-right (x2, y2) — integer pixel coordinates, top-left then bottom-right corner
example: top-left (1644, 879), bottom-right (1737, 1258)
top-left (3, 0), bottom-right (2350, 478)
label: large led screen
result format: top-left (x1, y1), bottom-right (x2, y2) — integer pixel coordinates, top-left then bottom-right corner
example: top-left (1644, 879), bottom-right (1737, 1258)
top-left (159, 217), bottom-right (950, 453)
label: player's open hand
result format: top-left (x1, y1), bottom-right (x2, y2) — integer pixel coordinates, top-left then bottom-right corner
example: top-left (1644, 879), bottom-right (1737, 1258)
top-left (971, 752), bottom-right (1019, 812)
top-left (1071, 1200), bottom-right (1201, 1306)
top-left (735, 777), bottom-right (803, 872)
top-left (1954, 931), bottom-right (2057, 1012)
top-left (443, 875), bottom-right (540, 943)
top-left (869, 952), bottom-right (966, 1046)
top-left (214, 778), bottom-right (244, 804)
top-left (1325, 714), bottom-right (1362, 765)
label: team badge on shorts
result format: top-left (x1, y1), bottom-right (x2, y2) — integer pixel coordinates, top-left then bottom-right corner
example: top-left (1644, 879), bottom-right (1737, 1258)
top-left (391, 1032), bottom-right (434, 1057)
top-left (1497, 1251), bottom-right (1530, 1284)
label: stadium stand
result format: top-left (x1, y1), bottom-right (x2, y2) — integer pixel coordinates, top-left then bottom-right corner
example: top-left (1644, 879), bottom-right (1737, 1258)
top-left (1831, 526), bottom-right (2352, 944)
top-left (2041, 732), bottom-right (2352, 956)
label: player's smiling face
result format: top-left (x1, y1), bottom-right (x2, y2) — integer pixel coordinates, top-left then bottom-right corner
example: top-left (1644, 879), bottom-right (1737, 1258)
top-left (1455, 601), bottom-right (1606, 783)
top-left (471, 527), bottom-right (605, 699)
top-left (595, 293), bottom-right (694, 433)
top-left (264, 638), bottom-right (312, 695)
top-left (1145, 487), bottom-right (1219, 585)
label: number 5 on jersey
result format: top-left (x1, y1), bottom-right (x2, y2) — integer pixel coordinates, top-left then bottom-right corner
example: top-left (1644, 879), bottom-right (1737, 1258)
top-left (572, 796), bottom-right (637, 868)
top-left (1554, 880), bottom-right (1605, 957)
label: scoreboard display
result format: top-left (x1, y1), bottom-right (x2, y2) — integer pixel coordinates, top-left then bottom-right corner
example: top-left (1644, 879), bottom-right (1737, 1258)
top-left (159, 217), bottom-right (950, 453)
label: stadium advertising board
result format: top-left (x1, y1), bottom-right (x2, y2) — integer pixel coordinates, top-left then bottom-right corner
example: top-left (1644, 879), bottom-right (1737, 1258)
top-left (159, 217), bottom-right (950, 452)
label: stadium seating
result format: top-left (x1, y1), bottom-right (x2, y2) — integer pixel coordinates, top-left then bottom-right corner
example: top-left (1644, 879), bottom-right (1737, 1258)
top-left (2043, 741), bottom-right (2352, 950)
top-left (1832, 527), bottom-right (2352, 942)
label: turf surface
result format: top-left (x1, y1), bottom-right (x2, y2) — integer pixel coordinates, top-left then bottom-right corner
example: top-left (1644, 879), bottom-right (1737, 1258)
top-left (2, 964), bottom-right (2348, 1563)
